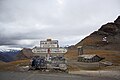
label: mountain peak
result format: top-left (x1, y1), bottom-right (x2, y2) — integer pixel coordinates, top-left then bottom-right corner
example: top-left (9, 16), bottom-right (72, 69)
top-left (114, 16), bottom-right (120, 25)
top-left (0, 49), bottom-right (20, 52)
top-left (96, 16), bottom-right (120, 36)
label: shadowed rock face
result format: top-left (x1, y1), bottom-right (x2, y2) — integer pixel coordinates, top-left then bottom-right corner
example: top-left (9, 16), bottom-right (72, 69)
top-left (98, 16), bottom-right (120, 36)
top-left (114, 16), bottom-right (120, 25)
top-left (98, 23), bottom-right (119, 35)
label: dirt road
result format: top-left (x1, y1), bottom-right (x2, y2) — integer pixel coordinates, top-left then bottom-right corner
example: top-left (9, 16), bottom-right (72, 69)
top-left (0, 71), bottom-right (118, 80)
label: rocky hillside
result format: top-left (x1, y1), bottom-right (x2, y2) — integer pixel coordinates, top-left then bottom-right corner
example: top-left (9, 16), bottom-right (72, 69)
top-left (16, 48), bottom-right (33, 60)
top-left (76, 16), bottom-right (120, 50)
top-left (0, 49), bottom-right (20, 62)
top-left (0, 48), bottom-right (33, 62)
top-left (65, 16), bottom-right (120, 64)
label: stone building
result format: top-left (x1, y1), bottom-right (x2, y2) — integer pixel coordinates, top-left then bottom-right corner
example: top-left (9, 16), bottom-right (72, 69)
top-left (78, 54), bottom-right (103, 63)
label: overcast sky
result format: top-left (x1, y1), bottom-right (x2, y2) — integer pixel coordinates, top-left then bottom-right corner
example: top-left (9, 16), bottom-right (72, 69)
top-left (0, 0), bottom-right (120, 49)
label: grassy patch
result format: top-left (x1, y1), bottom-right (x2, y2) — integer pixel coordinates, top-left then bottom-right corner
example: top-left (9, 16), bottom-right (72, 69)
top-left (0, 59), bottom-right (30, 71)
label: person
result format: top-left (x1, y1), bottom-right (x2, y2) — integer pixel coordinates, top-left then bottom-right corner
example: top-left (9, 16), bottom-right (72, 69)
top-left (31, 58), bottom-right (36, 67)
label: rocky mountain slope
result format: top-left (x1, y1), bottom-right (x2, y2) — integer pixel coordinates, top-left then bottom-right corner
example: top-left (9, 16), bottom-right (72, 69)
top-left (65, 16), bottom-right (120, 64)
top-left (0, 49), bottom-right (20, 62)
top-left (0, 48), bottom-right (33, 62)
top-left (16, 48), bottom-right (33, 60)
top-left (76, 16), bottom-right (120, 50)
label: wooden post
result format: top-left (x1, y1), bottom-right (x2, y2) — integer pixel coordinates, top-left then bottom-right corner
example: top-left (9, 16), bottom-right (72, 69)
top-left (47, 48), bottom-right (50, 61)
top-left (77, 46), bottom-right (83, 55)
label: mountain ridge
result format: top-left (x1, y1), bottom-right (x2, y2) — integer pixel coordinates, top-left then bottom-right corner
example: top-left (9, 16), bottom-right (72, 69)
top-left (65, 16), bottom-right (120, 64)
top-left (0, 49), bottom-right (20, 62)
top-left (75, 16), bottom-right (120, 51)
top-left (0, 48), bottom-right (33, 62)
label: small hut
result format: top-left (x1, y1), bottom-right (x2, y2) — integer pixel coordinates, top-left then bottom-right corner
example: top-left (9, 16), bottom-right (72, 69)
top-left (78, 54), bottom-right (103, 63)
top-left (77, 46), bottom-right (83, 55)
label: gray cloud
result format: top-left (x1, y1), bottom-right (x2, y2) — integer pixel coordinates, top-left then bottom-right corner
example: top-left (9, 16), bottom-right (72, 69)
top-left (0, 0), bottom-right (120, 49)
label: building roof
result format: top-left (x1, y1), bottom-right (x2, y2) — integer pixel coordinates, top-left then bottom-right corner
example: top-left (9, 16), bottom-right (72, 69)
top-left (77, 46), bottom-right (82, 48)
top-left (78, 54), bottom-right (98, 59)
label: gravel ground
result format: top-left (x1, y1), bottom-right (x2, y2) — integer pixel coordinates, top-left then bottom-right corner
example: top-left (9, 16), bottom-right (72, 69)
top-left (69, 70), bottom-right (120, 80)
top-left (0, 71), bottom-right (119, 80)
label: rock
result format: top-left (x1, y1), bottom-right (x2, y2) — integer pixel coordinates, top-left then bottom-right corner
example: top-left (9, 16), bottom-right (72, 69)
top-left (98, 23), bottom-right (119, 35)
top-left (114, 16), bottom-right (120, 25)
top-left (17, 66), bottom-right (30, 71)
top-left (100, 61), bottom-right (113, 66)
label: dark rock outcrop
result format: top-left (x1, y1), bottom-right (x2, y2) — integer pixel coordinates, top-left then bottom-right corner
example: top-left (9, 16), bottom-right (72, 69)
top-left (114, 16), bottom-right (120, 25)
